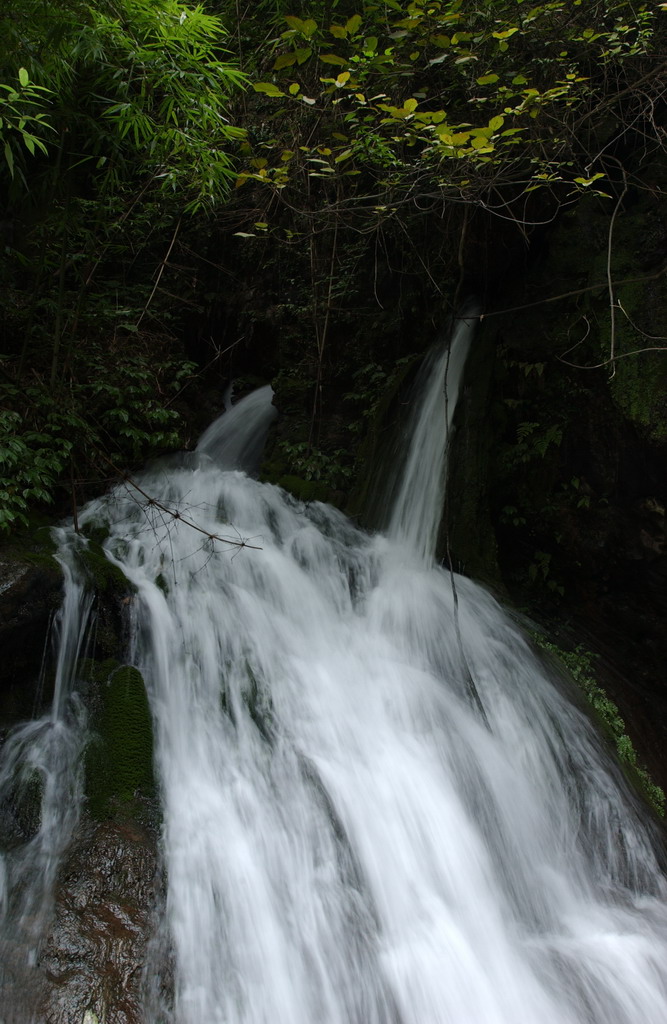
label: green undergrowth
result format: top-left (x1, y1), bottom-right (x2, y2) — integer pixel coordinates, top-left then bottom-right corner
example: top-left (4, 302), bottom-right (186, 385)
top-left (534, 637), bottom-right (665, 816)
top-left (83, 659), bottom-right (156, 822)
top-left (0, 513), bottom-right (59, 572)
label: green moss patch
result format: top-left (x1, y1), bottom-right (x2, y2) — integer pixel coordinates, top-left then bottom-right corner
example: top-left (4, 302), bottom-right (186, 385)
top-left (275, 474), bottom-right (331, 504)
top-left (76, 541), bottom-right (136, 599)
top-left (85, 664), bottom-right (155, 821)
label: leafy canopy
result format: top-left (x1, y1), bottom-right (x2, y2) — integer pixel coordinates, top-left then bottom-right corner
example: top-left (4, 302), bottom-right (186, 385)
top-left (239, 0), bottom-right (659, 203)
top-left (0, 0), bottom-right (246, 209)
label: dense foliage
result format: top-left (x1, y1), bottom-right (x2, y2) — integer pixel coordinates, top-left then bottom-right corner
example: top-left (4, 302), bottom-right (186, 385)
top-left (241, 0), bottom-right (657, 203)
top-left (0, 0), bottom-right (664, 528)
top-left (0, 0), bottom-right (244, 528)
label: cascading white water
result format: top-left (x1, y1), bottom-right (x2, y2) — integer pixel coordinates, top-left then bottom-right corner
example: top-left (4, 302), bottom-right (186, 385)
top-left (196, 383), bottom-right (277, 472)
top-left (4, 320), bottom-right (667, 1023)
top-left (0, 541), bottom-right (92, 1019)
top-left (387, 313), bottom-right (474, 561)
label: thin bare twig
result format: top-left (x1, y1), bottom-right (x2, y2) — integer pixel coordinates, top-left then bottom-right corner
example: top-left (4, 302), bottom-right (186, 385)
top-left (97, 452), bottom-right (261, 551)
top-left (605, 162), bottom-right (628, 378)
top-left (136, 217), bottom-right (182, 329)
top-left (558, 301), bottom-right (667, 368)
top-left (460, 268), bottom-right (666, 322)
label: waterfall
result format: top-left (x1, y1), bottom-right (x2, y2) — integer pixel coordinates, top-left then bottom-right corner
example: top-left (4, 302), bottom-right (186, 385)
top-left (387, 313), bottom-right (475, 562)
top-left (0, 539), bottom-right (92, 1018)
top-left (3, 328), bottom-right (667, 1023)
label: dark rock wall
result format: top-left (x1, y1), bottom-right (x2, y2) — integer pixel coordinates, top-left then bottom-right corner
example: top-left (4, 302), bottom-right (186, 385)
top-left (444, 173), bottom-right (667, 794)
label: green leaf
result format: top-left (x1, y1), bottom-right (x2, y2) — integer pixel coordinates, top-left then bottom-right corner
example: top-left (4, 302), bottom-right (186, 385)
top-left (488, 114), bottom-right (504, 131)
top-left (346, 14), bottom-right (362, 35)
top-left (320, 54), bottom-right (348, 65)
top-left (284, 15), bottom-right (307, 32)
top-left (253, 82), bottom-right (286, 97)
top-left (283, 16), bottom-right (317, 37)
top-left (471, 136), bottom-right (493, 151)
top-left (18, 67), bottom-right (29, 87)
top-left (3, 141), bottom-right (14, 179)
top-left (573, 172), bottom-right (605, 186)
top-left (274, 53), bottom-right (297, 69)
top-left (477, 74), bottom-right (499, 85)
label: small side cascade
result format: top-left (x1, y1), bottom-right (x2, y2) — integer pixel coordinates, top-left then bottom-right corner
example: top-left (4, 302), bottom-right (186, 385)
top-left (387, 312), bottom-right (476, 562)
top-left (196, 383), bottom-right (277, 474)
top-left (0, 538), bottom-right (92, 1017)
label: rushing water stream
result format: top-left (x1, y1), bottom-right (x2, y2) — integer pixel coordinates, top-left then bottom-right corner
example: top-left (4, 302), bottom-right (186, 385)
top-left (3, 316), bottom-right (667, 1022)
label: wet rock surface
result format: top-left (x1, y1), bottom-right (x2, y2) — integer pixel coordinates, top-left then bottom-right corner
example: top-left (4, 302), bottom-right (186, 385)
top-left (0, 548), bottom-right (62, 727)
top-left (37, 819), bottom-right (159, 1024)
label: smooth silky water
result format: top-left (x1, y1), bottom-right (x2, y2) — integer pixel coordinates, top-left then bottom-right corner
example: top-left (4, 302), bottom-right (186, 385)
top-left (3, 315), bottom-right (667, 1022)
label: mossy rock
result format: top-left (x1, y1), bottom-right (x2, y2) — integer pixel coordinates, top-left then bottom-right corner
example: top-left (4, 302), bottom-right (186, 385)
top-left (276, 474), bottom-right (330, 503)
top-left (85, 664), bottom-right (155, 822)
top-left (0, 515), bottom-right (60, 576)
top-left (79, 520), bottom-right (111, 547)
top-left (76, 541), bottom-right (136, 599)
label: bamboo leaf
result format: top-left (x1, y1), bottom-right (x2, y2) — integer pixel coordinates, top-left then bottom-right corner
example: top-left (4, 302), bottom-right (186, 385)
top-left (4, 141), bottom-right (14, 179)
